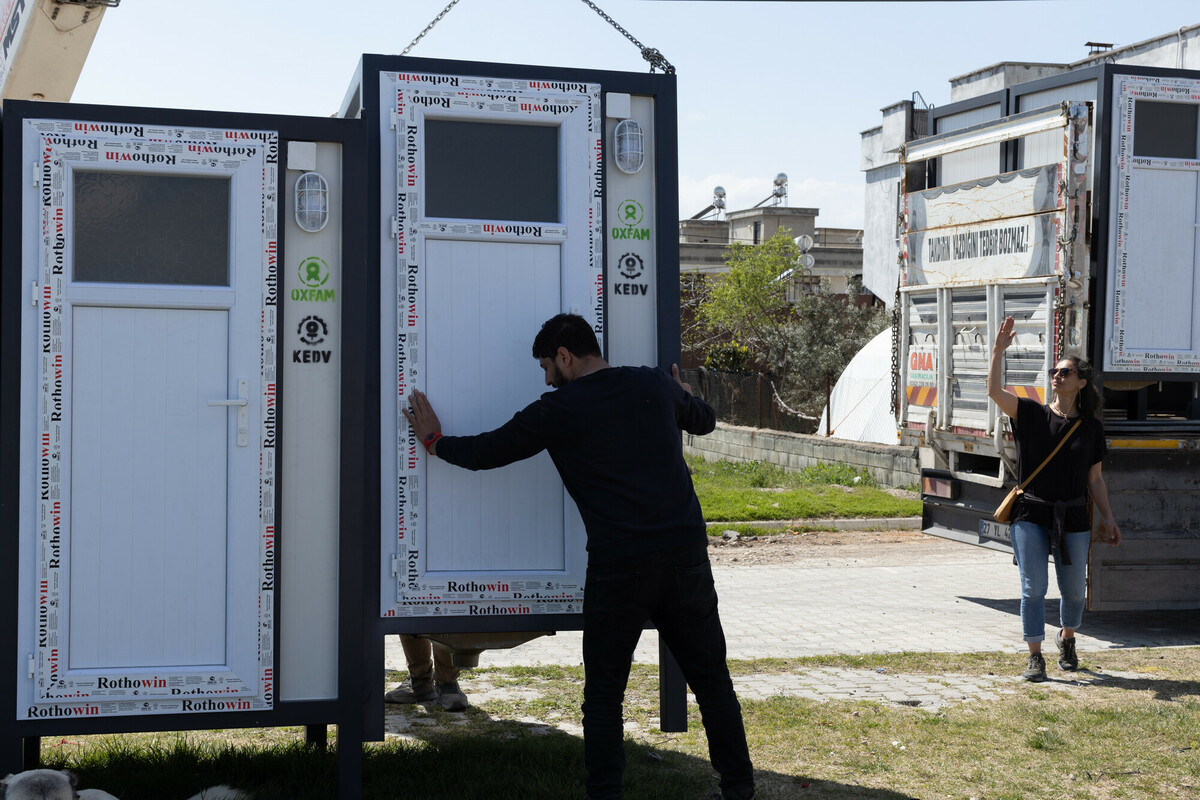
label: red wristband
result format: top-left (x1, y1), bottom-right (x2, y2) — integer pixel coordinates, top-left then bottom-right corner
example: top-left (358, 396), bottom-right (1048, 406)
top-left (422, 432), bottom-right (443, 454)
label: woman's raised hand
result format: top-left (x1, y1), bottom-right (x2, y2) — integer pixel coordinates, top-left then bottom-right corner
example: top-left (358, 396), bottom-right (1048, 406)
top-left (994, 315), bottom-right (1016, 351)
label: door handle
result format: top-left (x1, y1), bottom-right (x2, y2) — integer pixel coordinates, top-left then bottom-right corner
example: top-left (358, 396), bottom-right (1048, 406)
top-left (209, 378), bottom-right (250, 447)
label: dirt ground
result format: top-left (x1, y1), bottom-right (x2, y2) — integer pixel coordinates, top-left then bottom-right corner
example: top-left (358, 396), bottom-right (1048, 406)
top-left (706, 528), bottom-right (991, 567)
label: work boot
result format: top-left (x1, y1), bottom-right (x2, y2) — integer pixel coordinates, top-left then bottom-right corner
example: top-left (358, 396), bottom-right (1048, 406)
top-left (1022, 652), bottom-right (1047, 682)
top-left (384, 678), bottom-right (437, 704)
top-left (437, 680), bottom-right (469, 712)
top-left (1056, 630), bottom-right (1079, 671)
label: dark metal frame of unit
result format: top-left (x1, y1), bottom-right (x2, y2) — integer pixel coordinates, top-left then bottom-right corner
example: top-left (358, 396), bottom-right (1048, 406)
top-left (346, 54), bottom-right (687, 745)
top-left (0, 99), bottom-right (372, 796)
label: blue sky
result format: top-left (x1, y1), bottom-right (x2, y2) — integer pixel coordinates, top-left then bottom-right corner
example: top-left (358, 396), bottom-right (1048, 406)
top-left (72, 0), bottom-right (1200, 228)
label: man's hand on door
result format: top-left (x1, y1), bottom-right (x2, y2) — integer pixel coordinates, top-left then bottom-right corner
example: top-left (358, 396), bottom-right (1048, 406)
top-left (402, 390), bottom-right (443, 455)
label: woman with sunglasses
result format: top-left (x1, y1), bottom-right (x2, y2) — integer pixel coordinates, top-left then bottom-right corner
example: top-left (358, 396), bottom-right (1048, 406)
top-left (987, 315), bottom-right (1122, 682)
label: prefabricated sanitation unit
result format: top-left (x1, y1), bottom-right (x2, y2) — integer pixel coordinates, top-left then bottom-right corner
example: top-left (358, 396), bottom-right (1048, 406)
top-left (1, 53), bottom-right (681, 796)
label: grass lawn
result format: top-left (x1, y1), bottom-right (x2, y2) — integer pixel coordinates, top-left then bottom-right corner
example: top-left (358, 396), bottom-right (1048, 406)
top-left (42, 648), bottom-right (1200, 799)
top-left (688, 457), bottom-right (921, 523)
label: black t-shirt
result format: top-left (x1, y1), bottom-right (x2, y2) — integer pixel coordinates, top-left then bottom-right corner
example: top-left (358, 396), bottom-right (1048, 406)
top-left (435, 366), bottom-right (715, 564)
top-left (1011, 397), bottom-right (1106, 531)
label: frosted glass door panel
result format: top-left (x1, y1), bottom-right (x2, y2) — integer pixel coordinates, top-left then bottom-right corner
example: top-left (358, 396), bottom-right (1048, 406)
top-left (424, 240), bottom-right (565, 572)
top-left (73, 172), bottom-right (231, 285)
top-left (69, 307), bottom-right (229, 669)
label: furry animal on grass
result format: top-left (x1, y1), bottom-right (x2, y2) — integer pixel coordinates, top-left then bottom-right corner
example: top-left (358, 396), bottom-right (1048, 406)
top-left (1, 769), bottom-right (248, 800)
top-left (1, 769), bottom-right (78, 800)
top-left (182, 788), bottom-right (248, 800)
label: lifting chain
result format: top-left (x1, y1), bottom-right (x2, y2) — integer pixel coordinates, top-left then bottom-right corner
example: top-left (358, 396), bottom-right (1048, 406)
top-left (1055, 271), bottom-right (1069, 361)
top-left (1055, 219), bottom-right (1078, 359)
top-left (578, 0), bottom-right (676, 73)
top-left (891, 197), bottom-right (905, 419)
top-left (401, 0), bottom-right (676, 74)
top-left (891, 274), bottom-right (901, 418)
top-left (402, 0), bottom-right (463, 56)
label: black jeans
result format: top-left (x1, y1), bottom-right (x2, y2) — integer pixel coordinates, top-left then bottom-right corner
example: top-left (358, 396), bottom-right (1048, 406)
top-left (582, 543), bottom-right (754, 799)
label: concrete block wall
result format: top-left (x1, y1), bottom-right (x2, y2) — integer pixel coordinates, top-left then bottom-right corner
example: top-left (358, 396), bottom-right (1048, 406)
top-left (684, 423), bottom-right (920, 489)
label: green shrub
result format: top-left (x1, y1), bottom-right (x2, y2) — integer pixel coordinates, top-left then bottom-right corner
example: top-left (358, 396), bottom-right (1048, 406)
top-left (686, 456), bottom-right (916, 521)
top-left (795, 463), bottom-right (877, 487)
top-left (694, 458), bottom-right (784, 488)
top-left (704, 342), bottom-right (750, 372)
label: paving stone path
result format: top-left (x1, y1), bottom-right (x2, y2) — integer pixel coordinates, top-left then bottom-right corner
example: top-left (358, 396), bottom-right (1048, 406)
top-left (384, 531), bottom-right (1200, 721)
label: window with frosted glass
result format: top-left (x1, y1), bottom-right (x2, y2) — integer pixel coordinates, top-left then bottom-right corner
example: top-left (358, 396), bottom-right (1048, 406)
top-left (1134, 101), bottom-right (1199, 159)
top-left (424, 120), bottom-right (559, 222)
top-left (73, 171), bottom-right (231, 285)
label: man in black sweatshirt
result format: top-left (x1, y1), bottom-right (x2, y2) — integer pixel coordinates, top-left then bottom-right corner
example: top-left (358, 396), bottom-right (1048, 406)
top-left (402, 313), bottom-right (753, 800)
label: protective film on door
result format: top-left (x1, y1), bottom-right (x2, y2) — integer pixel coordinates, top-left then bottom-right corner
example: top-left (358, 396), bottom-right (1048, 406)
top-left (17, 119), bottom-right (278, 719)
top-left (379, 71), bottom-right (602, 618)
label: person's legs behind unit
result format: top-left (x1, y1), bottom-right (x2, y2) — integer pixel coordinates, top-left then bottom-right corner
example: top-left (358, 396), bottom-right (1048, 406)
top-left (386, 634), bottom-right (468, 710)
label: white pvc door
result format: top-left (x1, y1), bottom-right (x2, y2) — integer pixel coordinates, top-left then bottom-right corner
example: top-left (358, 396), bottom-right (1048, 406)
top-left (17, 119), bottom-right (278, 719)
top-left (1106, 75), bottom-right (1200, 372)
top-left (380, 70), bottom-right (604, 618)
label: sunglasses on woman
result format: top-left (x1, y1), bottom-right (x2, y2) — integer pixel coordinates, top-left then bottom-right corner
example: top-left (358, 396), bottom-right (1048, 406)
top-left (1048, 367), bottom-right (1076, 378)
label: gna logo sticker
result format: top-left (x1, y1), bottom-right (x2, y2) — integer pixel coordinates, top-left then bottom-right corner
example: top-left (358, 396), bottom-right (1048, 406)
top-left (297, 315), bottom-right (328, 346)
top-left (612, 198), bottom-right (650, 241)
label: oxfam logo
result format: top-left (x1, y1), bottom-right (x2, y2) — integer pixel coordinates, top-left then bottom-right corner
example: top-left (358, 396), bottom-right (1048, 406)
top-left (298, 257), bottom-right (330, 289)
top-left (612, 199), bottom-right (650, 241)
top-left (618, 199), bottom-right (644, 227)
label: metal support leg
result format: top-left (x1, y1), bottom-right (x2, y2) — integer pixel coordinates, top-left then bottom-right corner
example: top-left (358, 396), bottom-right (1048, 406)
top-left (1126, 387), bottom-right (1148, 421)
top-left (305, 725), bottom-right (328, 750)
top-left (336, 722), bottom-right (364, 800)
top-left (23, 736), bottom-right (41, 770)
top-left (658, 634), bottom-right (687, 733)
top-left (0, 736), bottom-right (26, 775)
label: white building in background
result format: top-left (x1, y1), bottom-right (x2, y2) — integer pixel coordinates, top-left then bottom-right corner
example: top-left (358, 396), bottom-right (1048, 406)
top-left (860, 22), bottom-right (1200, 306)
top-left (679, 204), bottom-right (866, 297)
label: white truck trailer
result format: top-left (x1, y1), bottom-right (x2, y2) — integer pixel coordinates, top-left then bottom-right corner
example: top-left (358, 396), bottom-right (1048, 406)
top-left (896, 64), bottom-right (1200, 611)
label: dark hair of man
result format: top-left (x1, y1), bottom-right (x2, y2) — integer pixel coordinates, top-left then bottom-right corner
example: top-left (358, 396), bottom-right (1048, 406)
top-left (531, 313), bottom-right (602, 360)
top-left (1064, 355), bottom-right (1103, 420)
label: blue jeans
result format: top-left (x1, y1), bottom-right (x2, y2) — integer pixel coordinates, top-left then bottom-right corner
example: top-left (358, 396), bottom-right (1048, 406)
top-left (1010, 521), bottom-right (1090, 642)
top-left (582, 544), bottom-right (754, 799)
